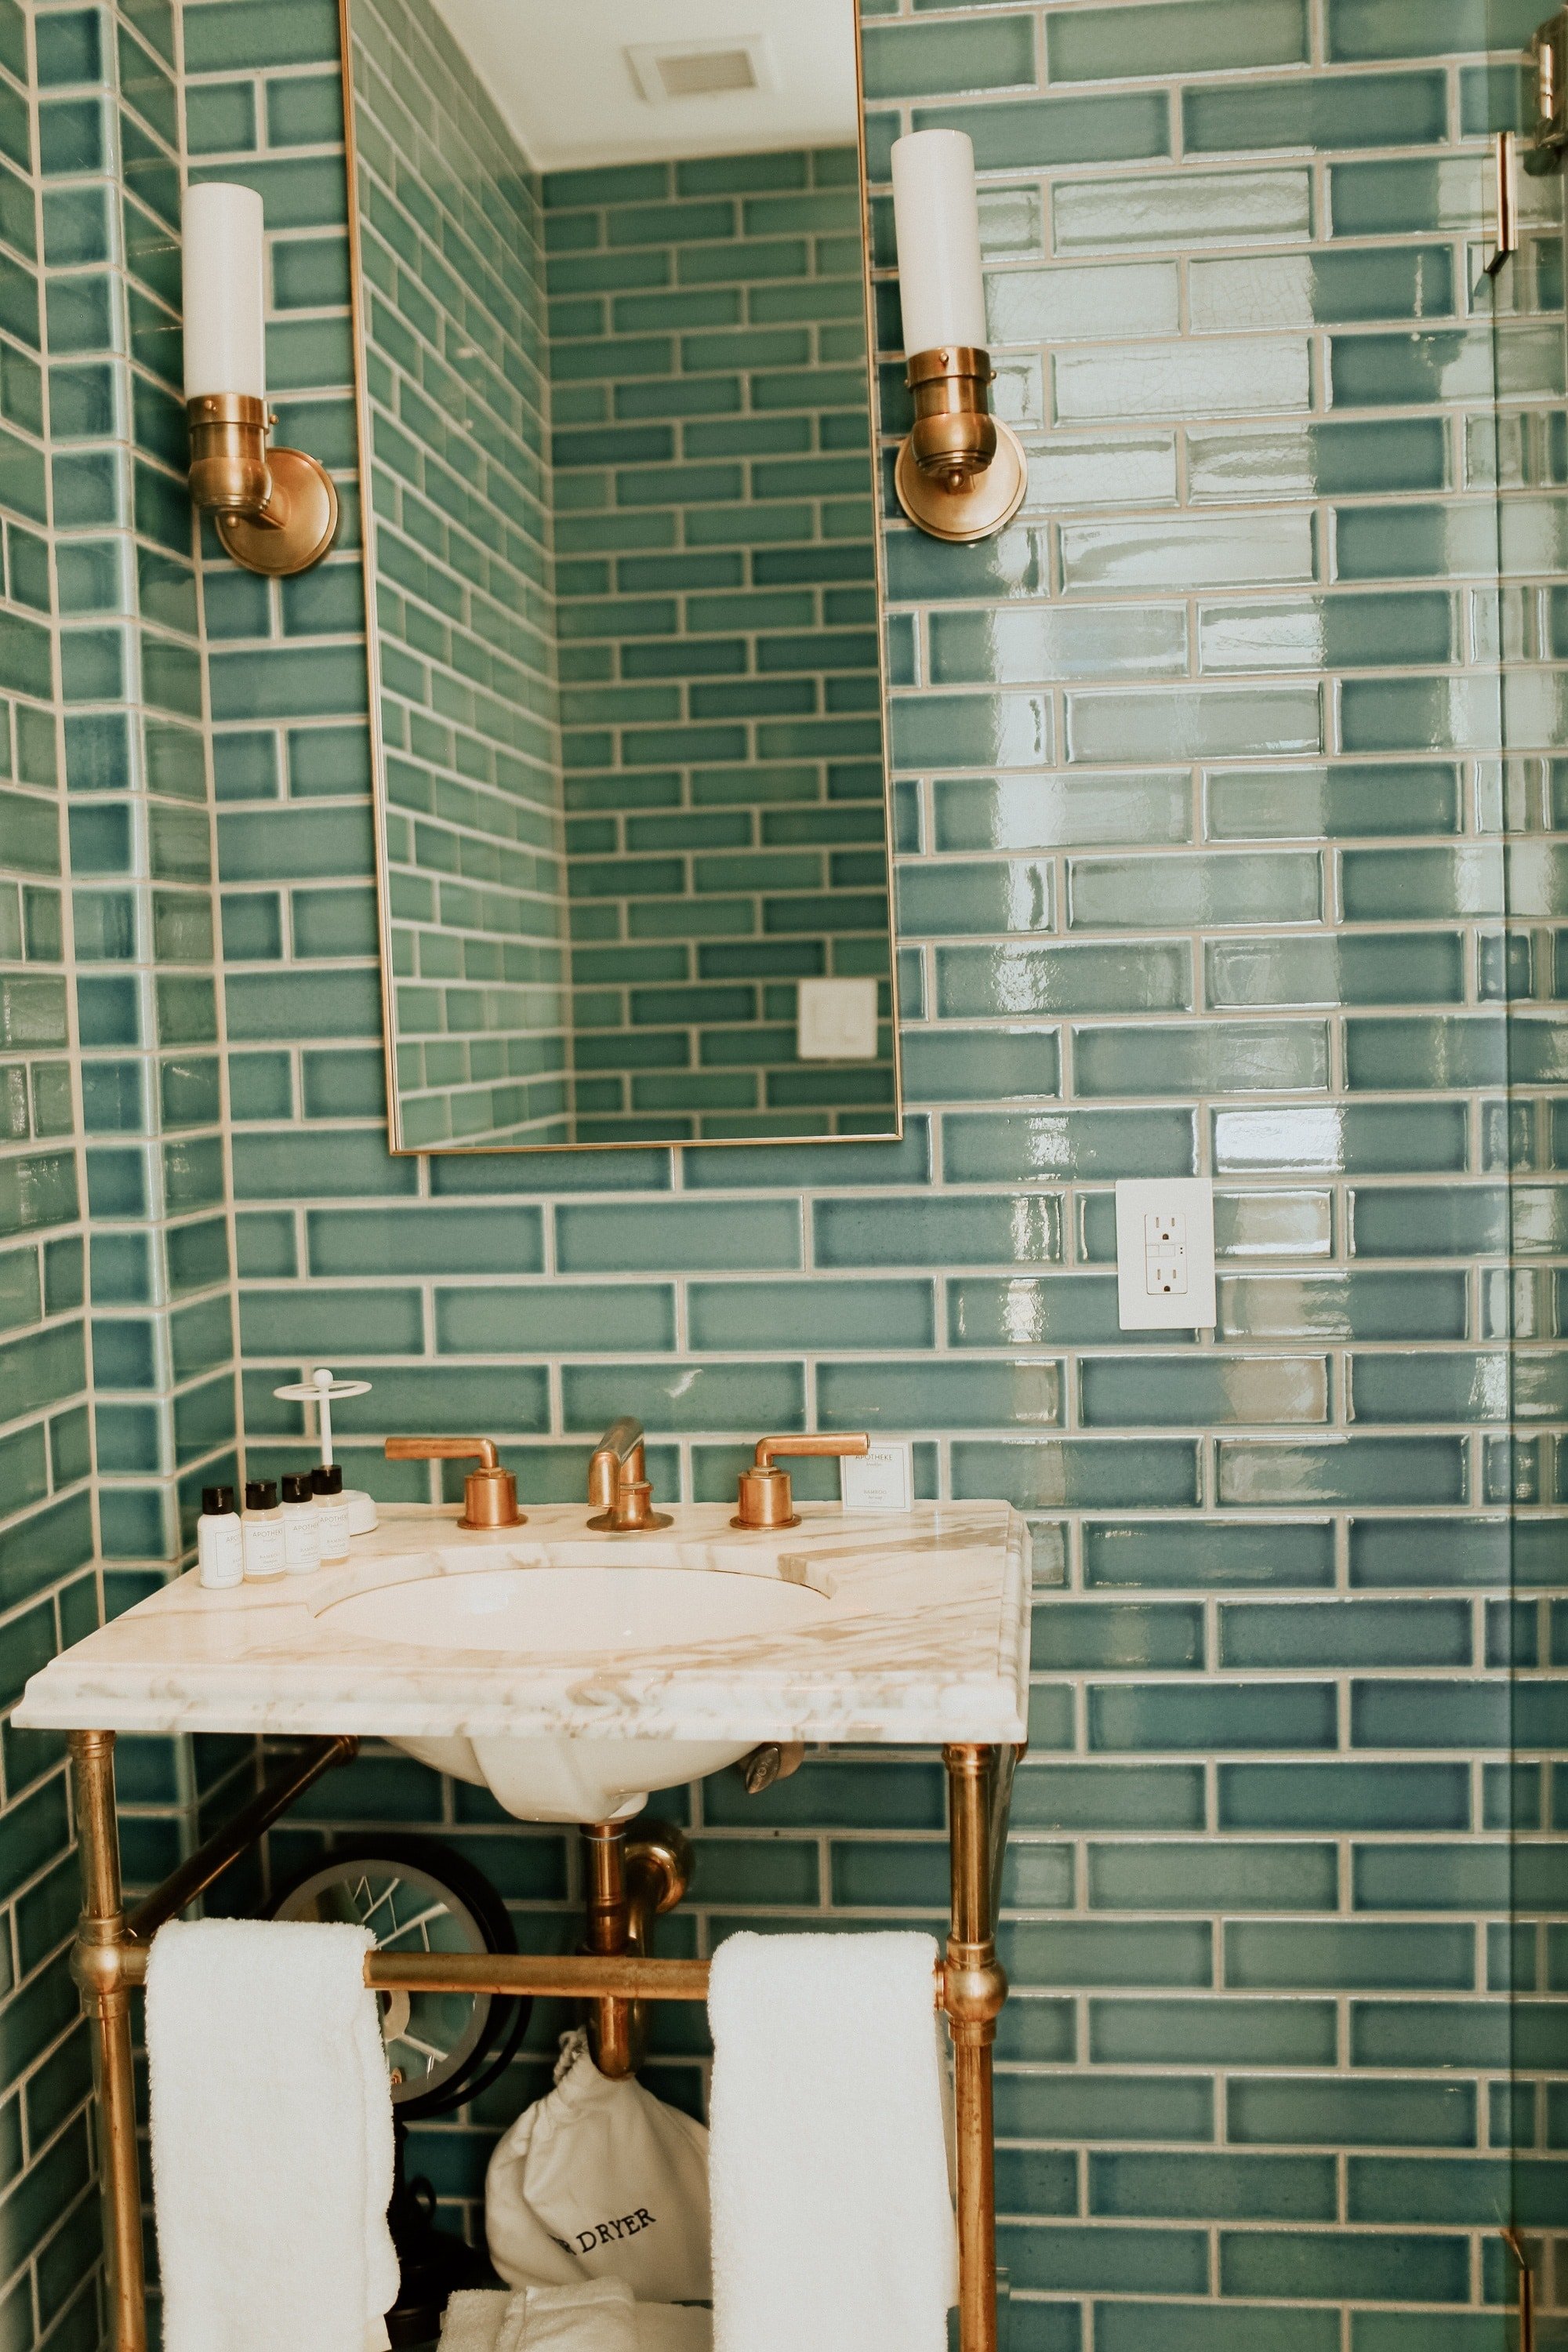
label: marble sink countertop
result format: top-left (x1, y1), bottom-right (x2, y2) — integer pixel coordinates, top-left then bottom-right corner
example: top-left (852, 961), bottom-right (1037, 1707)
top-left (13, 1502), bottom-right (1031, 1745)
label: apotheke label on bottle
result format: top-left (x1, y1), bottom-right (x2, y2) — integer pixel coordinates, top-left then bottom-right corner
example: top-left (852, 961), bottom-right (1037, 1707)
top-left (242, 1518), bottom-right (287, 1580)
top-left (841, 1443), bottom-right (913, 1512)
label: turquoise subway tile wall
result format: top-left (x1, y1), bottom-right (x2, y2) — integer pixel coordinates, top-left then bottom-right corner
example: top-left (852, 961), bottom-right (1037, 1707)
top-left (0, 0), bottom-right (1543, 2338)
top-left (546, 150), bottom-right (895, 1142)
top-left (181, 0), bottom-right (1568, 2340)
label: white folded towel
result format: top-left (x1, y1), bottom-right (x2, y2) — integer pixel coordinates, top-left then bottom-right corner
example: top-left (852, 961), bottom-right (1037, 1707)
top-left (146, 1916), bottom-right (398, 2352)
top-left (441, 2293), bottom-right (708, 2352)
top-left (499, 2279), bottom-right (637, 2352)
top-left (708, 1932), bottom-right (957, 2352)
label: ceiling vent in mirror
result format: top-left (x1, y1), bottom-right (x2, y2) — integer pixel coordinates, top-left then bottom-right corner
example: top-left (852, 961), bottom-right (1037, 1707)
top-left (626, 38), bottom-right (776, 103)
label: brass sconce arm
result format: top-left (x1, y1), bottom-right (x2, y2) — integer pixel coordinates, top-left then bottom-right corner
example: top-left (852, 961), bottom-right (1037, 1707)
top-left (187, 393), bottom-right (339, 577)
top-left (895, 346), bottom-right (1026, 546)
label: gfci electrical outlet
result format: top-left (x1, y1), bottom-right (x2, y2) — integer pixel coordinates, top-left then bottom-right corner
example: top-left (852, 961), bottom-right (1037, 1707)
top-left (1115, 1178), bottom-right (1218, 1330)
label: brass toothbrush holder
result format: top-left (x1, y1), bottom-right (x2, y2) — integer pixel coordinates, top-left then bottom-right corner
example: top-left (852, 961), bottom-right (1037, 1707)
top-left (187, 393), bottom-right (339, 576)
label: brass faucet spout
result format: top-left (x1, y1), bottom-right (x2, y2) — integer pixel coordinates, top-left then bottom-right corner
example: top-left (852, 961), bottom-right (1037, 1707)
top-left (586, 1417), bottom-right (672, 1534)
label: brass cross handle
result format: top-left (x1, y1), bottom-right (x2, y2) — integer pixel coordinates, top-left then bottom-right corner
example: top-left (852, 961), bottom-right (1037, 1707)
top-left (731, 1434), bottom-right (870, 1531)
top-left (383, 1436), bottom-right (524, 1529)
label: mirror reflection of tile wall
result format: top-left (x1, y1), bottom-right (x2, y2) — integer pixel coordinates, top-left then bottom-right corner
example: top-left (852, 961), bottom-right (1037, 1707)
top-left (344, 0), bottom-right (896, 1152)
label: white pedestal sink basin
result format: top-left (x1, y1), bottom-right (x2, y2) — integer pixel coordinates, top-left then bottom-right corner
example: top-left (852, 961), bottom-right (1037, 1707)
top-left (13, 1501), bottom-right (1032, 1828)
top-left (320, 1559), bottom-right (829, 1820)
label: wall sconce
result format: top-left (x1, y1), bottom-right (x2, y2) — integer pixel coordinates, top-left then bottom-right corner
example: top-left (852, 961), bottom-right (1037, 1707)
top-left (890, 129), bottom-right (1026, 545)
top-left (183, 183), bottom-right (339, 576)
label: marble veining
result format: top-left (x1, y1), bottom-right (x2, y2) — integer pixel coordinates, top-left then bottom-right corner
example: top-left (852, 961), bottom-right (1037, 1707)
top-left (14, 1504), bottom-right (1032, 1744)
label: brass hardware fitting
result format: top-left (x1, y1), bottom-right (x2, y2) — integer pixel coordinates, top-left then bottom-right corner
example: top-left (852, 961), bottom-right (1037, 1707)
top-left (1532, 10), bottom-right (1568, 167)
top-left (581, 1818), bottom-right (693, 2077)
top-left (735, 1740), bottom-right (806, 1795)
top-left (384, 1436), bottom-right (523, 1528)
top-left (187, 392), bottom-right (339, 575)
top-left (894, 347), bottom-right (1027, 545)
top-left (1501, 2229), bottom-right (1536, 2352)
top-left (587, 1416), bottom-right (671, 1533)
top-left (731, 1432), bottom-right (871, 1530)
top-left (1487, 132), bottom-right (1520, 276)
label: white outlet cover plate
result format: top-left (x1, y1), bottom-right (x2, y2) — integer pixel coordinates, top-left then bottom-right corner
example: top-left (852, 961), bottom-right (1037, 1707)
top-left (1115, 1177), bottom-right (1218, 1331)
top-left (797, 976), bottom-right (880, 1062)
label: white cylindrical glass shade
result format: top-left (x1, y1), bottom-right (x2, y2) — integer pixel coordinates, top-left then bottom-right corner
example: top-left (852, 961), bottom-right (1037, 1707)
top-left (182, 182), bottom-right (266, 399)
top-left (891, 129), bottom-right (988, 355)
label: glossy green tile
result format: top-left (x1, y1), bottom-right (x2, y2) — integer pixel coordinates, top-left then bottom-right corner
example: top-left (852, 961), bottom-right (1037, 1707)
top-left (1218, 1436), bottom-right (1466, 1507)
top-left (1057, 344), bottom-right (1312, 430)
top-left (937, 943), bottom-right (1190, 1020)
top-left (1091, 1841), bottom-right (1335, 1912)
top-left (1220, 1599), bottom-right (1471, 1670)
top-left (1350, 1185), bottom-right (1508, 1258)
top-left (1091, 1999), bottom-right (1336, 2070)
top-left (1081, 1354), bottom-right (1328, 1428)
top-left (1100, 2311), bottom-right (1336, 2352)
top-left (1091, 1682), bottom-right (1335, 1752)
top-left (1350, 1679), bottom-right (1508, 1750)
top-left (1048, 0), bottom-right (1306, 82)
top-left (1185, 71), bottom-right (1448, 154)
top-left (1068, 852), bottom-right (1321, 930)
top-left (1328, 0), bottom-right (1535, 60)
top-left (1074, 1021), bottom-right (1329, 1098)
top-left (1352, 1842), bottom-right (1514, 1913)
top-left (1231, 2077), bottom-right (1475, 2148)
top-left (1207, 935), bottom-right (1463, 1009)
top-left (1226, 1920), bottom-right (1476, 1991)
top-left (908, 93), bottom-right (1170, 173)
top-left (862, 16), bottom-right (1035, 101)
top-left (1084, 1520), bottom-right (1334, 1590)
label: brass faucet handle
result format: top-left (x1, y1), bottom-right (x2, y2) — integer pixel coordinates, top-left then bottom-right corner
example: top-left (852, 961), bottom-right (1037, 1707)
top-left (732, 1434), bottom-right (871, 1531)
top-left (383, 1436), bottom-right (524, 1530)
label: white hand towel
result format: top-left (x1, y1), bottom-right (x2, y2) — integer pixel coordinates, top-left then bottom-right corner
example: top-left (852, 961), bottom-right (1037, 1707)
top-left (499, 2278), bottom-right (638, 2352)
top-left (441, 2295), bottom-right (706, 2352)
top-left (146, 1916), bottom-right (398, 2352)
top-left (440, 2292), bottom-right (509, 2352)
top-left (707, 1931), bottom-right (956, 2352)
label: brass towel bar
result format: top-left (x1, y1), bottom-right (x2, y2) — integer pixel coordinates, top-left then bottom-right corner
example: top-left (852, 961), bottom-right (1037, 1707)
top-left (99, 1941), bottom-right (949, 2008)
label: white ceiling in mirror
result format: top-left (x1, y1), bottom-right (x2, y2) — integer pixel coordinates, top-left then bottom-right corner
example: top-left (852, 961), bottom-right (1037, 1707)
top-left (429, 0), bottom-right (859, 171)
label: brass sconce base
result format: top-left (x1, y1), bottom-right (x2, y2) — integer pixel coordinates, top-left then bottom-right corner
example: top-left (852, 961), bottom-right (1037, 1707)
top-left (187, 393), bottom-right (339, 577)
top-left (895, 417), bottom-right (1027, 545)
top-left (216, 445), bottom-right (339, 575)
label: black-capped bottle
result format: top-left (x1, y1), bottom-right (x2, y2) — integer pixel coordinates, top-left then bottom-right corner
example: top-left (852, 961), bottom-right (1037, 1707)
top-left (281, 1472), bottom-right (322, 1576)
top-left (242, 1480), bottom-right (285, 1581)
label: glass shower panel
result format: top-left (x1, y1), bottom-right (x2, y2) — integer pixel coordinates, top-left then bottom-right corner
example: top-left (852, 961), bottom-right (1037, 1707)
top-left (1490, 62), bottom-right (1568, 2344)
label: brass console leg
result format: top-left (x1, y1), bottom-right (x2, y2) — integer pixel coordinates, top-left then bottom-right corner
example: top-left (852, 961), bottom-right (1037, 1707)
top-left (945, 1744), bottom-right (1008, 2352)
top-left (69, 1731), bottom-right (147, 2352)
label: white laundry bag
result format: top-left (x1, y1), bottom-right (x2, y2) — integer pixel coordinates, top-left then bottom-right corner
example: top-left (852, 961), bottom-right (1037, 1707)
top-left (486, 2031), bottom-right (711, 2305)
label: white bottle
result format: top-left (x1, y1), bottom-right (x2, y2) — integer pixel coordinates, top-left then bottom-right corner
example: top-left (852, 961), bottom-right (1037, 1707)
top-left (197, 1485), bottom-right (245, 1590)
top-left (312, 1463), bottom-right (350, 1562)
top-left (281, 1472), bottom-right (322, 1575)
top-left (242, 1480), bottom-right (287, 1581)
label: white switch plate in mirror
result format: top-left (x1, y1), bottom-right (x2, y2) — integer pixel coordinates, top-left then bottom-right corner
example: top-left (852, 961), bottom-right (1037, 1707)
top-left (797, 977), bottom-right (880, 1062)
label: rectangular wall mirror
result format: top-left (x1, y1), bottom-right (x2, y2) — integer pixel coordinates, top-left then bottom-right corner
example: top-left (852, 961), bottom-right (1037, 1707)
top-left (339, 0), bottom-right (898, 1152)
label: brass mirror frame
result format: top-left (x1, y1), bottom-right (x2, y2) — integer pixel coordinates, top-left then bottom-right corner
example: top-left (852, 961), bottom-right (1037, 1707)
top-left (336, 0), bottom-right (903, 1155)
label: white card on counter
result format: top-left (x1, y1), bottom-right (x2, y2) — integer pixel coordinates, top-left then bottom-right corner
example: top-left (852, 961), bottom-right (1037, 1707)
top-left (841, 1443), bottom-right (913, 1511)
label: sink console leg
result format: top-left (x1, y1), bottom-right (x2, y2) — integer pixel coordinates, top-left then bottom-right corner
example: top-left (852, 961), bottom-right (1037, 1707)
top-left (944, 1744), bottom-right (1008, 2352)
top-left (69, 1730), bottom-right (147, 2352)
